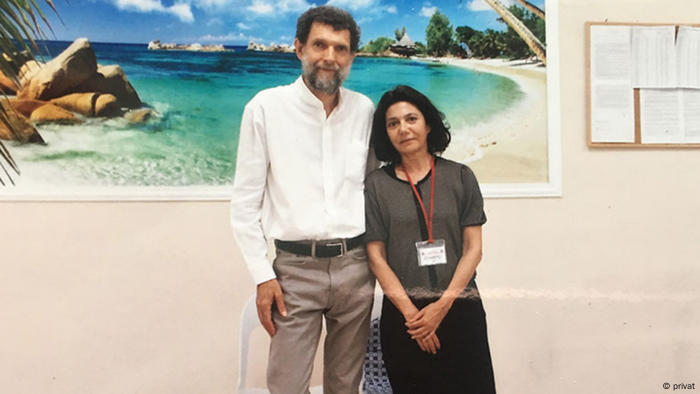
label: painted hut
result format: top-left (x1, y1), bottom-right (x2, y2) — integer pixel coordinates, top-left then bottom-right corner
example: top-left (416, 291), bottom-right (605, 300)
top-left (390, 33), bottom-right (416, 57)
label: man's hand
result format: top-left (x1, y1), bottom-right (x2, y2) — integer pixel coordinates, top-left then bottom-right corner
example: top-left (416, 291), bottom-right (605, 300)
top-left (256, 279), bottom-right (287, 337)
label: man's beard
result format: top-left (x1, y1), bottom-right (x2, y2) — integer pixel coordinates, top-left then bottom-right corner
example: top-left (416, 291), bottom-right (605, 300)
top-left (302, 56), bottom-right (350, 95)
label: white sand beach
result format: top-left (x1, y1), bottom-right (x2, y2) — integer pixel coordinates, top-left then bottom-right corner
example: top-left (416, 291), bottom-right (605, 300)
top-left (435, 58), bottom-right (549, 184)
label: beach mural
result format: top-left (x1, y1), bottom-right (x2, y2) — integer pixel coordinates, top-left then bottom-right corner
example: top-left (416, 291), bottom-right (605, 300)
top-left (0, 0), bottom-right (558, 199)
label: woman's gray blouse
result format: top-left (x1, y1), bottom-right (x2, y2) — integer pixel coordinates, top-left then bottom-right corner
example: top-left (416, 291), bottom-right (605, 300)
top-left (364, 157), bottom-right (486, 295)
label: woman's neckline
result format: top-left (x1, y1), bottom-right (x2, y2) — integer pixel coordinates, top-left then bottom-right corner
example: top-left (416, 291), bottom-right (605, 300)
top-left (384, 156), bottom-right (441, 186)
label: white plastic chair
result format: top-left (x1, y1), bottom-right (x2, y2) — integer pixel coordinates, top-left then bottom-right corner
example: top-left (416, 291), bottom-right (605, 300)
top-left (237, 294), bottom-right (323, 394)
top-left (370, 288), bottom-right (384, 320)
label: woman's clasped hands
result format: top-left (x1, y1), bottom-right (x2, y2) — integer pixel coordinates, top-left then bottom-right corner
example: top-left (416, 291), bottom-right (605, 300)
top-left (404, 299), bottom-right (452, 355)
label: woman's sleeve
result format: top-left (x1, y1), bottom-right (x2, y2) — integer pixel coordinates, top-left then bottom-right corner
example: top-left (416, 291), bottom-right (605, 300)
top-left (364, 174), bottom-right (388, 243)
top-left (459, 165), bottom-right (487, 227)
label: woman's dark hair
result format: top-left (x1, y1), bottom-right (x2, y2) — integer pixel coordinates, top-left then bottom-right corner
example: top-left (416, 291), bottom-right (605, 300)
top-left (371, 85), bottom-right (451, 164)
top-left (296, 5), bottom-right (361, 53)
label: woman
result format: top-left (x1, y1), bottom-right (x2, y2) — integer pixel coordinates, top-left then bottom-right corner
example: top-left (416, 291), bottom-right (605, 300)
top-left (364, 85), bottom-right (496, 394)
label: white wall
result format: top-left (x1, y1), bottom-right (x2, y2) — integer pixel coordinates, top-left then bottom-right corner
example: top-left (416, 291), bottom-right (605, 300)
top-left (2, 1), bottom-right (699, 393)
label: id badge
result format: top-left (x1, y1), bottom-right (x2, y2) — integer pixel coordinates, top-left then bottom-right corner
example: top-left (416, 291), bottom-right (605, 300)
top-left (415, 239), bottom-right (447, 267)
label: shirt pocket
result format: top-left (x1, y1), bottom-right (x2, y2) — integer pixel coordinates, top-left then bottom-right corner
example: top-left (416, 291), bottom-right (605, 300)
top-left (345, 142), bottom-right (368, 185)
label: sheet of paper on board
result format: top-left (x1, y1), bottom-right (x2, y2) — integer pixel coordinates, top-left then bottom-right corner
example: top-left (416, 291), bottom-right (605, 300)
top-left (640, 89), bottom-right (700, 143)
top-left (676, 26), bottom-right (700, 89)
top-left (632, 26), bottom-right (677, 88)
top-left (590, 25), bottom-right (635, 142)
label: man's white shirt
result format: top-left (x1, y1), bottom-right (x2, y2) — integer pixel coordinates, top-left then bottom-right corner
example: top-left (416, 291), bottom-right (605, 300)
top-left (230, 76), bottom-right (375, 284)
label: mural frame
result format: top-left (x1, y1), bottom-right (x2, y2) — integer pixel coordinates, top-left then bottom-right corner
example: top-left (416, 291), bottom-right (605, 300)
top-left (0, 0), bottom-right (561, 201)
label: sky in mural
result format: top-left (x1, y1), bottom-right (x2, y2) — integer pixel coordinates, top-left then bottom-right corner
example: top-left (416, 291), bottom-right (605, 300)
top-left (43, 0), bottom-right (545, 46)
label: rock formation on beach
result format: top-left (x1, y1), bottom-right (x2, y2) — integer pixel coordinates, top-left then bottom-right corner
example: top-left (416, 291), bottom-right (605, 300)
top-left (148, 40), bottom-right (229, 52)
top-left (0, 101), bottom-right (45, 143)
top-left (19, 38), bottom-right (98, 102)
top-left (0, 71), bottom-right (18, 95)
top-left (247, 41), bottom-right (294, 53)
top-left (0, 38), bottom-right (155, 144)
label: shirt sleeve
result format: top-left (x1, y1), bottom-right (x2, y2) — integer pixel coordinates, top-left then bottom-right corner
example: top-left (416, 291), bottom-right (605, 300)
top-left (230, 102), bottom-right (276, 285)
top-left (459, 165), bottom-right (487, 228)
top-left (364, 173), bottom-right (388, 243)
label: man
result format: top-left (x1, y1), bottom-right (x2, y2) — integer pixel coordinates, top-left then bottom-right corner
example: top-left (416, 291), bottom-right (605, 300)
top-left (230, 5), bottom-right (375, 394)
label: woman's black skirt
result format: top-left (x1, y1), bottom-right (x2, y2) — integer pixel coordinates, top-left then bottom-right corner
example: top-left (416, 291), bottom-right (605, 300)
top-left (380, 284), bottom-right (497, 394)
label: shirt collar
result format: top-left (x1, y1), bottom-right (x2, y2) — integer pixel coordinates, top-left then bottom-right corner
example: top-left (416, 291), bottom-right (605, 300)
top-left (294, 75), bottom-right (346, 114)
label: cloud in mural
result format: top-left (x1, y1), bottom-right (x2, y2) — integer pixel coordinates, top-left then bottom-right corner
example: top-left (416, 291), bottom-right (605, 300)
top-left (111, 0), bottom-right (319, 21)
top-left (198, 31), bottom-right (263, 42)
top-left (326, 0), bottom-right (377, 11)
top-left (324, 0), bottom-right (398, 20)
top-left (192, 0), bottom-right (235, 7)
top-left (465, 0), bottom-right (516, 12)
top-left (419, 6), bottom-right (437, 17)
top-left (112, 0), bottom-right (195, 22)
top-left (207, 17), bottom-right (224, 26)
top-left (245, 0), bottom-right (315, 16)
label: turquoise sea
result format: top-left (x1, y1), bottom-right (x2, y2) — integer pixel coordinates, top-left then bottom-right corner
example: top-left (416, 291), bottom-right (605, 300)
top-left (11, 41), bottom-right (523, 187)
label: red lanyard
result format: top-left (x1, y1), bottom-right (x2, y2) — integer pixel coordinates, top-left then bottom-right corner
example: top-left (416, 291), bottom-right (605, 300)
top-left (400, 156), bottom-right (436, 243)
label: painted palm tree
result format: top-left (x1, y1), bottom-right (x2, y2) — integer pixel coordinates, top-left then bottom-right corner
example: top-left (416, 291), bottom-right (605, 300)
top-left (514, 0), bottom-right (545, 20)
top-left (482, 0), bottom-right (547, 64)
top-left (0, 0), bottom-right (58, 185)
top-left (394, 26), bottom-right (407, 41)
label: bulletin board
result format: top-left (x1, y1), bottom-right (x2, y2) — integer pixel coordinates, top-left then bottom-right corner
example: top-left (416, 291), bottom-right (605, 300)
top-left (586, 22), bottom-right (700, 147)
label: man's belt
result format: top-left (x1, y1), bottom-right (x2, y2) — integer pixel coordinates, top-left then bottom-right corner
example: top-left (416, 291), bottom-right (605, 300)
top-left (275, 234), bottom-right (365, 258)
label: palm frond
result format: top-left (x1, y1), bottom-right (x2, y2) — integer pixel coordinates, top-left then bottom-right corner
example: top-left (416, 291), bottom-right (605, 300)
top-left (0, 0), bottom-right (57, 186)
